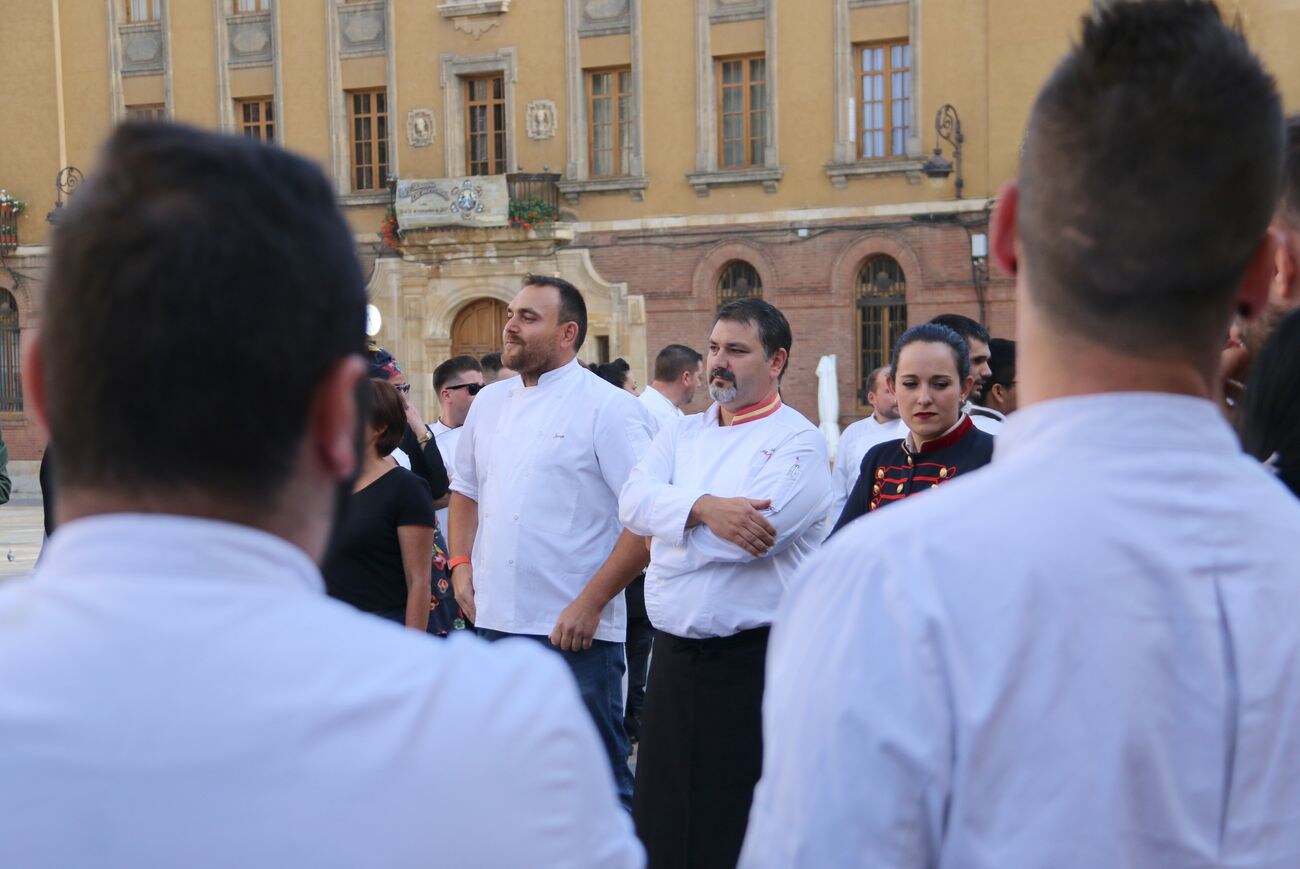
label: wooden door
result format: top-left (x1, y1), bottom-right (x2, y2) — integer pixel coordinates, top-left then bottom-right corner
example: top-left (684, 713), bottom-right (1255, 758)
top-left (451, 298), bottom-right (507, 358)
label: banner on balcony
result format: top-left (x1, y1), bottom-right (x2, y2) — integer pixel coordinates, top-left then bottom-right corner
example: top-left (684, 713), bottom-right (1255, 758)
top-left (394, 175), bottom-right (509, 230)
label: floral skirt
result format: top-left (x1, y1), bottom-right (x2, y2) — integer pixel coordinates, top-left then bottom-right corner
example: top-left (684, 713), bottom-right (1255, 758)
top-left (427, 524), bottom-right (468, 637)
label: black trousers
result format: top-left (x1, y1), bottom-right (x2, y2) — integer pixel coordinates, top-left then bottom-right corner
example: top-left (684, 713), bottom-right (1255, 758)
top-left (624, 575), bottom-right (654, 743)
top-left (632, 626), bottom-right (769, 869)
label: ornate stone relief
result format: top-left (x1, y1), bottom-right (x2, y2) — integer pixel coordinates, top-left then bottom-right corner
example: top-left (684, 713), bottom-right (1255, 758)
top-left (339, 2), bottom-right (387, 57)
top-left (451, 16), bottom-right (502, 39)
top-left (580, 0), bottom-right (630, 35)
top-left (526, 100), bottom-right (557, 141)
top-left (120, 24), bottom-right (165, 75)
top-left (229, 16), bottom-right (273, 68)
top-left (710, 0), bottom-right (765, 22)
top-left (407, 109), bottom-right (436, 147)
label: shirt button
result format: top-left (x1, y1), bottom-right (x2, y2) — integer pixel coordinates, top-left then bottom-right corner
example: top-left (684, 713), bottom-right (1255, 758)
top-left (507, 559), bottom-right (515, 566)
top-left (939, 467), bottom-right (949, 479)
top-left (513, 514), bottom-right (520, 520)
top-left (895, 483), bottom-right (904, 494)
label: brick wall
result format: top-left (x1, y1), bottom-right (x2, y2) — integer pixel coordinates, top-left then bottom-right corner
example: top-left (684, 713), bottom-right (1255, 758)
top-left (578, 215), bottom-right (1016, 427)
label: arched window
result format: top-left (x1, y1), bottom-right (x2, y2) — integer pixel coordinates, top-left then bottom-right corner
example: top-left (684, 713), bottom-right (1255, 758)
top-left (0, 288), bottom-right (21, 413)
top-left (717, 260), bottom-right (762, 308)
top-left (856, 255), bottom-right (906, 405)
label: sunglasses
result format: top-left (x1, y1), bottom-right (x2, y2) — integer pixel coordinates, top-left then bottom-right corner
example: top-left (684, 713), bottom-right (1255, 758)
top-left (446, 383), bottom-right (484, 396)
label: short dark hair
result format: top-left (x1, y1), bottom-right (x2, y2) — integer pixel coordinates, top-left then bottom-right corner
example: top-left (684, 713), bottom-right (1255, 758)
top-left (1281, 116), bottom-right (1300, 227)
top-left (1240, 308), bottom-right (1300, 471)
top-left (523, 273), bottom-right (588, 351)
top-left (479, 352), bottom-right (503, 374)
top-left (866, 366), bottom-right (891, 396)
top-left (434, 355), bottom-right (482, 393)
top-left (929, 314), bottom-right (990, 348)
top-left (369, 378), bottom-right (407, 457)
top-left (981, 338), bottom-right (1017, 403)
top-left (714, 298), bottom-right (793, 377)
top-left (41, 123), bottom-right (365, 505)
top-left (890, 323), bottom-right (970, 383)
top-left (590, 360), bottom-right (632, 391)
top-left (653, 344), bottom-right (704, 382)
top-left (1017, 0), bottom-right (1283, 356)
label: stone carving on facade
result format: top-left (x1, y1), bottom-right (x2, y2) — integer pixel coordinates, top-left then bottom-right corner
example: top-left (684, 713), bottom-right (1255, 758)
top-left (451, 16), bottom-right (502, 39)
top-left (580, 0), bottom-right (631, 34)
top-left (710, 0), bottom-right (765, 22)
top-left (526, 100), bottom-right (557, 141)
top-left (229, 18), bottom-right (273, 67)
top-left (339, 3), bottom-right (387, 56)
top-left (406, 109), bottom-right (436, 148)
top-left (120, 24), bottom-right (165, 75)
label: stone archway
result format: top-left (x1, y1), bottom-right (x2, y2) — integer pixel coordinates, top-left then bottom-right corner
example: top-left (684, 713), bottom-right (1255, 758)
top-left (451, 298), bottom-right (506, 358)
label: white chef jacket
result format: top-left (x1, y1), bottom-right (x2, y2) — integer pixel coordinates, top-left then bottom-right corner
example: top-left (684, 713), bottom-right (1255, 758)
top-left (742, 392), bottom-right (1300, 869)
top-left (619, 398), bottom-right (833, 640)
top-left (430, 419), bottom-right (461, 533)
top-left (0, 514), bottom-right (643, 869)
top-left (453, 357), bottom-right (654, 642)
top-left (638, 384), bottom-right (683, 436)
top-left (828, 414), bottom-right (900, 521)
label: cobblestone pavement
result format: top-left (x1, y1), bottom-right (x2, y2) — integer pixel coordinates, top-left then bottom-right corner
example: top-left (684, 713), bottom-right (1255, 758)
top-left (0, 503), bottom-right (45, 579)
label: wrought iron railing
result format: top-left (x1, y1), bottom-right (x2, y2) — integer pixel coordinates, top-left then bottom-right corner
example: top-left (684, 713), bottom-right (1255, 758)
top-left (0, 291), bottom-right (21, 413)
top-left (506, 173), bottom-right (560, 214)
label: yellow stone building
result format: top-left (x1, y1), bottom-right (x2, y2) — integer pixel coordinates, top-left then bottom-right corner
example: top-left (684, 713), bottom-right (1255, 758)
top-left (1, 0), bottom-right (1297, 470)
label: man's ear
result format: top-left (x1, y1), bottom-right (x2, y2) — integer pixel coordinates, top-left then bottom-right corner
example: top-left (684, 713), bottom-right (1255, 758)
top-left (1236, 227), bottom-right (1282, 321)
top-left (769, 348), bottom-right (788, 379)
top-left (308, 354), bottom-right (367, 482)
top-left (961, 374), bottom-right (976, 402)
top-left (991, 181), bottom-right (1019, 279)
top-left (20, 333), bottom-right (49, 440)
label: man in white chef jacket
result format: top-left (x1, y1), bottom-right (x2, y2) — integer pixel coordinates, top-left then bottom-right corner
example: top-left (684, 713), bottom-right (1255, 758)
top-left (0, 123), bottom-right (643, 869)
top-left (638, 343), bottom-right (704, 433)
top-left (742, 3), bottom-right (1300, 867)
top-left (619, 298), bottom-right (832, 869)
top-left (449, 275), bottom-right (654, 809)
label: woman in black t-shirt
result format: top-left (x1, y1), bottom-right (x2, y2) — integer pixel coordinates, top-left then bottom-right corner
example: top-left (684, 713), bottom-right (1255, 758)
top-left (323, 378), bottom-right (436, 629)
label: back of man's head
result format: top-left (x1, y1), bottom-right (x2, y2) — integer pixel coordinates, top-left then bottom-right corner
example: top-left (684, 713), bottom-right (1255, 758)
top-left (40, 123), bottom-right (365, 509)
top-left (653, 344), bottom-right (704, 383)
top-left (434, 355), bottom-right (483, 393)
top-left (1017, 0), bottom-right (1282, 357)
top-left (928, 314), bottom-right (989, 349)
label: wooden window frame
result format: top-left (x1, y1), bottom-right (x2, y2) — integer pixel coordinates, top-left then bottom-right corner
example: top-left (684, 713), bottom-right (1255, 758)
top-left (464, 74), bottom-right (507, 177)
top-left (716, 53), bottom-right (767, 171)
top-left (855, 256), bottom-right (908, 406)
top-left (586, 66), bottom-right (633, 179)
top-left (855, 39), bottom-right (912, 161)
top-left (0, 289), bottom-right (22, 415)
top-left (125, 0), bottom-right (161, 23)
top-left (125, 103), bottom-right (167, 122)
top-left (346, 88), bottom-right (389, 192)
top-left (232, 0), bottom-right (271, 13)
top-left (236, 97), bottom-right (275, 144)
top-left (717, 260), bottom-right (763, 308)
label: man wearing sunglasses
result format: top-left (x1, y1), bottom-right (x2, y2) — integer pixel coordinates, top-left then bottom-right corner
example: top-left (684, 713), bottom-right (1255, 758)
top-left (429, 355), bottom-right (485, 534)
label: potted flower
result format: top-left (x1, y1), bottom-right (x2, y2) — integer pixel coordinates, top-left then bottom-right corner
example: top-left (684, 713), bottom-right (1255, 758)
top-left (377, 205), bottom-right (402, 252)
top-left (509, 196), bottom-right (559, 230)
top-left (0, 190), bottom-right (25, 251)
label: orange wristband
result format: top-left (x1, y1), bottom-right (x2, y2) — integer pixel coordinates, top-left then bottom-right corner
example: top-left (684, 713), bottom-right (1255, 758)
top-left (448, 556), bottom-right (472, 571)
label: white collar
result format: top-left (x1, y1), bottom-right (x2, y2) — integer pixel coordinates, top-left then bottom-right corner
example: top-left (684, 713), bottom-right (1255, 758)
top-left (997, 392), bottom-right (1237, 459)
top-left (36, 514), bottom-right (324, 593)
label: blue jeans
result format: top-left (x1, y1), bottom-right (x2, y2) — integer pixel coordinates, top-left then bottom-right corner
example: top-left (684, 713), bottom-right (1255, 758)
top-left (477, 628), bottom-right (633, 809)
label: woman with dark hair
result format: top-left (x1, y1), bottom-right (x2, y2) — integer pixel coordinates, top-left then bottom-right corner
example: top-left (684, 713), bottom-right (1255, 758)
top-left (1239, 308), bottom-right (1300, 498)
top-left (590, 357), bottom-right (639, 395)
top-left (322, 378), bottom-right (436, 629)
top-left (831, 323), bottom-right (995, 535)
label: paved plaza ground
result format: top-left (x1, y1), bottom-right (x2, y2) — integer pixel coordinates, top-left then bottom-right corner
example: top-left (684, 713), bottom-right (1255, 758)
top-left (0, 502), bottom-right (45, 579)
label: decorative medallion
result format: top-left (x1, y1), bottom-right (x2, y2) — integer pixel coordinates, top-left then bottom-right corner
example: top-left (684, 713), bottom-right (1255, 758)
top-left (407, 109), bottom-right (435, 148)
top-left (526, 100), bottom-right (557, 140)
top-left (450, 183), bottom-right (486, 220)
